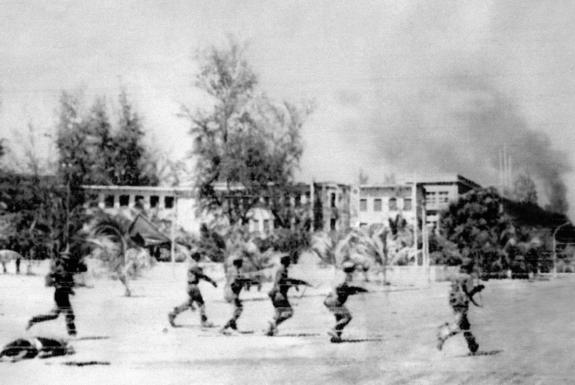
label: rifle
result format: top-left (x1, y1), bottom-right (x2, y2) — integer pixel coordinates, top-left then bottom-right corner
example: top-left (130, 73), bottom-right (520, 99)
top-left (288, 278), bottom-right (312, 289)
top-left (467, 284), bottom-right (485, 307)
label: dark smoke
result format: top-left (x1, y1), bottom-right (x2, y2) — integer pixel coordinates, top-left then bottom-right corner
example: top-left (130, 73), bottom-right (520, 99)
top-left (370, 72), bottom-right (570, 213)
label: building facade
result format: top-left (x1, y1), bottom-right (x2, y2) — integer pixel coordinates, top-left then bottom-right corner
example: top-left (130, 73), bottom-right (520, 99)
top-left (416, 174), bottom-right (481, 226)
top-left (83, 174), bottom-right (480, 237)
top-left (355, 183), bottom-right (426, 229)
top-left (312, 182), bottom-right (353, 232)
top-left (83, 180), bottom-right (353, 236)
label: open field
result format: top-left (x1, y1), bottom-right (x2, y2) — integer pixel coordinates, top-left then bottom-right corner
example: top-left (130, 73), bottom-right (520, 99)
top-left (1, 262), bottom-right (575, 384)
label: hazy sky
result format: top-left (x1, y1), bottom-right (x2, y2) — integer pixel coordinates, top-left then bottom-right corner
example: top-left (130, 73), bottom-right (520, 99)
top-left (1, 1), bottom-right (575, 215)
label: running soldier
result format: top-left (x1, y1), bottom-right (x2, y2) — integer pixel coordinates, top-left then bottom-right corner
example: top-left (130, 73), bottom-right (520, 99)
top-left (26, 249), bottom-right (77, 337)
top-left (219, 256), bottom-right (259, 334)
top-left (324, 261), bottom-right (368, 343)
top-left (168, 251), bottom-right (218, 328)
top-left (265, 255), bottom-right (311, 336)
top-left (436, 258), bottom-right (485, 354)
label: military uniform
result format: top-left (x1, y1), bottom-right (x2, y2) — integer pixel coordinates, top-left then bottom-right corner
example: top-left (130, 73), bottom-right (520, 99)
top-left (169, 259), bottom-right (217, 327)
top-left (437, 266), bottom-right (484, 353)
top-left (0, 337), bottom-right (73, 361)
top-left (266, 260), bottom-right (310, 336)
top-left (324, 263), bottom-right (367, 342)
top-left (220, 261), bottom-right (257, 333)
top-left (27, 258), bottom-right (77, 336)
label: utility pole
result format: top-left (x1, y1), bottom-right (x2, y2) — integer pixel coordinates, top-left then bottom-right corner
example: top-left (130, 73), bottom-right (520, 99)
top-left (553, 221), bottom-right (570, 278)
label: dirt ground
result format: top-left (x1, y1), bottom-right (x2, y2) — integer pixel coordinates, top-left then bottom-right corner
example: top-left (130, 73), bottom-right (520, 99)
top-left (1, 261), bottom-right (575, 385)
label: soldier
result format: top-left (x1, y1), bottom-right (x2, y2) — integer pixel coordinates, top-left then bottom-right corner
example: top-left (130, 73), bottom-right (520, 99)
top-left (219, 256), bottom-right (259, 334)
top-left (265, 255), bottom-right (311, 336)
top-left (168, 251), bottom-right (218, 328)
top-left (324, 261), bottom-right (368, 343)
top-left (26, 248), bottom-right (77, 337)
top-left (0, 337), bottom-right (74, 362)
top-left (436, 258), bottom-right (485, 354)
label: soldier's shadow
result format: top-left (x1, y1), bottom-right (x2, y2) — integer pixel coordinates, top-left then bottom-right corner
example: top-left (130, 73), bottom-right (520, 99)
top-left (457, 349), bottom-right (503, 357)
top-left (280, 333), bottom-right (321, 337)
top-left (472, 349), bottom-right (503, 356)
top-left (335, 338), bottom-right (384, 343)
top-left (73, 336), bottom-right (111, 341)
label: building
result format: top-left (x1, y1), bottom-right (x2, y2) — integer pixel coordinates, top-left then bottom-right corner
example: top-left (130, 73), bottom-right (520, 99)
top-left (83, 174), bottom-right (479, 237)
top-left (354, 183), bottom-right (426, 228)
top-left (415, 174), bottom-right (481, 226)
top-left (83, 185), bottom-right (200, 232)
top-left (83, 180), bottom-right (353, 236)
top-left (312, 182), bottom-right (353, 231)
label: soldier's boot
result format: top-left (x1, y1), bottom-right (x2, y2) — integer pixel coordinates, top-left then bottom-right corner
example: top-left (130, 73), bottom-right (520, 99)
top-left (327, 329), bottom-right (341, 343)
top-left (436, 323), bottom-right (450, 351)
top-left (200, 313), bottom-right (214, 328)
top-left (219, 319), bottom-right (238, 334)
top-left (266, 321), bottom-right (277, 336)
top-left (464, 331), bottom-right (479, 355)
top-left (168, 312), bottom-right (177, 327)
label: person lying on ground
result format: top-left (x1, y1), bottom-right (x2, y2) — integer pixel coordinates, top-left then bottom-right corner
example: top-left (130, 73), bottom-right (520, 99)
top-left (0, 337), bottom-right (74, 362)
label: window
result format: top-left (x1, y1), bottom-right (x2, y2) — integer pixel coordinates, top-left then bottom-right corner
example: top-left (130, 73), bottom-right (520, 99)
top-left (104, 195), bottom-right (114, 208)
top-left (119, 195), bottom-right (130, 207)
top-left (135, 195), bottom-right (145, 209)
top-left (438, 191), bottom-right (449, 204)
top-left (330, 193), bottom-right (336, 207)
top-left (252, 219), bottom-right (260, 233)
top-left (403, 198), bottom-right (412, 211)
top-left (388, 197), bottom-right (397, 211)
top-left (330, 218), bottom-right (337, 230)
top-left (374, 198), bottom-right (382, 211)
top-left (426, 192), bottom-right (437, 206)
top-left (164, 196), bottom-right (174, 209)
top-left (263, 219), bottom-right (271, 234)
top-left (360, 199), bottom-right (367, 212)
top-left (295, 195), bottom-right (301, 207)
top-left (150, 195), bottom-right (159, 208)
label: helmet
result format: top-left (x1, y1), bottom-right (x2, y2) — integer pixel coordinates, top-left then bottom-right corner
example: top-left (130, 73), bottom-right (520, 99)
top-left (280, 255), bottom-right (291, 265)
top-left (231, 254), bottom-right (243, 266)
top-left (342, 261), bottom-right (356, 273)
top-left (191, 251), bottom-right (202, 261)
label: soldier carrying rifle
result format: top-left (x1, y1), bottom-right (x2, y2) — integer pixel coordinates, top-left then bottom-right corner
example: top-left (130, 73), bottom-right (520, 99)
top-left (324, 261), bottom-right (368, 343)
top-left (265, 255), bottom-right (311, 336)
top-left (168, 251), bottom-right (218, 328)
top-left (219, 255), bottom-right (260, 335)
top-left (436, 258), bottom-right (485, 354)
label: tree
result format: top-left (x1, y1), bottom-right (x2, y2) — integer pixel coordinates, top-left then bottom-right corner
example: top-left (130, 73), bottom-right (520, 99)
top-left (512, 173), bottom-right (538, 204)
top-left (109, 90), bottom-right (158, 186)
top-left (56, 90), bottom-right (158, 187)
top-left (438, 187), bottom-right (510, 276)
top-left (182, 37), bottom-right (312, 227)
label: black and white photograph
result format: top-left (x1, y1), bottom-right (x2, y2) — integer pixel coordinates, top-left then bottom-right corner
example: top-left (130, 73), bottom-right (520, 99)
top-left (1, 1), bottom-right (575, 384)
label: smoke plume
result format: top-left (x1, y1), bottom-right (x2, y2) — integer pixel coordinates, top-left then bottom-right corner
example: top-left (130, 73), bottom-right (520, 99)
top-left (366, 71), bottom-right (570, 213)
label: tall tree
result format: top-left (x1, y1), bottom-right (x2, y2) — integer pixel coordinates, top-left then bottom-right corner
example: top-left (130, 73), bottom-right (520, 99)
top-left (182, 37), bottom-right (311, 226)
top-left (110, 90), bottom-right (158, 186)
top-left (86, 98), bottom-right (115, 185)
top-left (56, 90), bottom-right (158, 187)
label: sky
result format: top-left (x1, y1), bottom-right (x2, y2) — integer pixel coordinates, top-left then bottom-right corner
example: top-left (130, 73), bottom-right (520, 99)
top-left (1, 0), bottom-right (575, 216)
